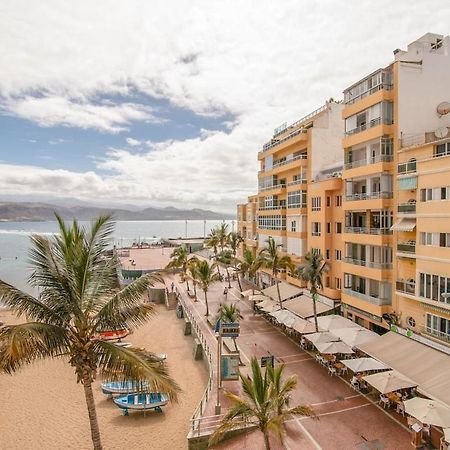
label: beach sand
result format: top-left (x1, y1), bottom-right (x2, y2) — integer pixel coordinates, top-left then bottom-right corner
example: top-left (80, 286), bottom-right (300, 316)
top-left (0, 305), bottom-right (208, 450)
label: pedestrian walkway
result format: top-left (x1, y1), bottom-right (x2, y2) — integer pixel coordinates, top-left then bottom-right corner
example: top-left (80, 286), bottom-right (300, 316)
top-left (167, 272), bottom-right (411, 449)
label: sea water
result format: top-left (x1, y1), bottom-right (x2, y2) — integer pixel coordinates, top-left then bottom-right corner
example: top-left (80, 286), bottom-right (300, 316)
top-left (0, 220), bottom-right (233, 296)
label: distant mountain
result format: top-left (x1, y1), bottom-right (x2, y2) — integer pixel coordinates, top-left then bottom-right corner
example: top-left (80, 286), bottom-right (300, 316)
top-left (0, 202), bottom-right (235, 222)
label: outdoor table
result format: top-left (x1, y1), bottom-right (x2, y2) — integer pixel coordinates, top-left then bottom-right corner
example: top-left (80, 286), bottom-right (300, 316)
top-left (387, 392), bottom-right (401, 404)
top-left (334, 362), bottom-right (345, 374)
top-left (323, 354), bottom-right (335, 362)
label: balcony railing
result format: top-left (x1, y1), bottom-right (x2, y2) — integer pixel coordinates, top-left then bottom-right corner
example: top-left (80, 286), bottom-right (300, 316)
top-left (344, 257), bottom-right (392, 269)
top-left (342, 288), bottom-right (391, 306)
top-left (397, 203), bottom-right (416, 213)
top-left (287, 203), bottom-right (307, 209)
top-left (344, 154), bottom-right (393, 170)
top-left (272, 154), bottom-right (307, 169)
top-left (397, 242), bottom-right (416, 253)
top-left (398, 161), bottom-right (417, 175)
top-left (311, 232), bottom-right (321, 237)
top-left (344, 82), bottom-right (393, 105)
top-left (396, 280), bottom-right (416, 295)
top-left (345, 117), bottom-right (393, 136)
top-left (344, 226), bottom-right (393, 235)
top-left (287, 178), bottom-right (307, 186)
top-left (345, 191), bottom-right (393, 201)
top-left (424, 327), bottom-right (450, 343)
top-left (261, 128), bottom-right (308, 153)
top-left (258, 183), bottom-right (286, 192)
top-left (258, 205), bottom-right (286, 211)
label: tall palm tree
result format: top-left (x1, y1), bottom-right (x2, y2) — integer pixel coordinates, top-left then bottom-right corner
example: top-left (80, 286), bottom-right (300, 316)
top-left (235, 249), bottom-right (260, 293)
top-left (297, 251), bottom-right (329, 332)
top-left (257, 237), bottom-right (294, 310)
top-left (166, 245), bottom-right (190, 290)
top-left (205, 229), bottom-right (221, 275)
top-left (228, 232), bottom-right (244, 290)
top-left (216, 303), bottom-right (243, 324)
top-left (217, 223), bottom-right (229, 255)
top-left (209, 358), bottom-right (314, 450)
top-left (0, 215), bottom-right (180, 450)
top-left (196, 260), bottom-right (220, 316)
top-left (187, 256), bottom-right (200, 301)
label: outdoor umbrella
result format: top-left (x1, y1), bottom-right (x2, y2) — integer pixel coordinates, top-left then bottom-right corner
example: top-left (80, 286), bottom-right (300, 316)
top-left (311, 314), bottom-right (361, 331)
top-left (270, 310), bottom-right (297, 327)
top-left (256, 298), bottom-right (277, 310)
top-left (362, 370), bottom-right (417, 394)
top-left (241, 289), bottom-right (261, 297)
top-left (260, 303), bottom-right (280, 313)
top-left (404, 397), bottom-right (450, 428)
top-left (331, 328), bottom-right (380, 348)
top-left (305, 331), bottom-right (340, 345)
top-left (292, 318), bottom-right (321, 334)
top-left (341, 357), bottom-right (390, 373)
top-left (315, 341), bottom-right (354, 354)
top-left (250, 294), bottom-right (269, 302)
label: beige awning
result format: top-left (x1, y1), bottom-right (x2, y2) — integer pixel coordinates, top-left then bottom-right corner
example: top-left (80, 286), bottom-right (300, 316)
top-left (331, 327), bottom-right (380, 348)
top-left (358, 332), bottom-right (450, 408)
top-left (391, 218), bottom-right (416, 232)
top-left (404, 397), bottom-right (450, 428)
top-left (262, 282), bottom-right (302, 302)
top-left (310, 314), bottom-right (361, 331)
top-left (362, 370), bottom-right (417, 394)
top-left (291, 318), bottom-right (321, 334)
top-left (283, 296), bottom-right (333, 319)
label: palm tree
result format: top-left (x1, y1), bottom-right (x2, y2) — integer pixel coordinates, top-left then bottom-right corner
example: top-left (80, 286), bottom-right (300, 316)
top-left (166, 245), bottom-right (190, 290)
top-left (0, 215), bottom-right (180, 450)
top-left (297, 251), bottom-right (329, 332)
top-left (217, 223), bottom-right (229, 255)
top-left (228, 232), bottom-right (244, 291)
top-left (235, 249), bottom-right (260, 293)
top-left (209, 358), bottom-right (314, 450)
top-left (257, 237), bottom-right (294, 310)
top-left (196, 260), bottom-right (220, 316)
top-left (187, 256), bottom-right (200, 301)
top-left (205, 229), bottom-right (221, 275)
top-left (216, 303), bottom-right (243, 352)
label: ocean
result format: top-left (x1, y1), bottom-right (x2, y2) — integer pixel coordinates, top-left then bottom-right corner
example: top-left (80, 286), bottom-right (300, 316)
top-left (0, 220), bottom-right (233, 296)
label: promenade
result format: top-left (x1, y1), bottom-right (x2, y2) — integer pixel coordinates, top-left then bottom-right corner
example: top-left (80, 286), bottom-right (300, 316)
top-left (167, 270), bottom-right (412, 450)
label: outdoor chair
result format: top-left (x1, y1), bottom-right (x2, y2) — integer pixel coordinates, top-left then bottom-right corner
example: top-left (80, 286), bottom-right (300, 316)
top-left (340, 366), bottom-right (348, 375)
top-left (396, 401), bottom-right (405, 416)
top-left (350, 378), bottom-right (360, 390)
top-left (328, 366), bottom-right (337, 376)
top-left (379, 395), bottom-right (390, 409)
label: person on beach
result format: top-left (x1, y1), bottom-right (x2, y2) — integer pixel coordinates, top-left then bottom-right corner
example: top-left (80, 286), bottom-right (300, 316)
top-left (171, 282), bottom-right (174, 292)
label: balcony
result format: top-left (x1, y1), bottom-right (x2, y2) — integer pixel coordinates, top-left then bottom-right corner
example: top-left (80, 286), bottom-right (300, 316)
top-left (344, 226), bottom-right (393, 235)
top-left (398, 160), bottom-right (417, 175)
top-left (397, 242), bottom-right (416, 254)
top-left (344, 257), bottom-right (392, 269)
top-left (396, 280), bottom-right (416, 295)
top-left (258, 205), bottom-right (286, 211)
top-left (272, 154), bottom-right (307, 169)
top-left (287, 178), bottom-right (307, 187)
top-left (260, 128), bottom-right (308, 154)
top-left (345, 117), bottom-right (393, 137)
top-left (344, 69), bottom-right (393, 105)
top-left (423, 327), bottom-right (450, 344)
top-left (345, 191), bottom-right (393, 201)
top-left (397, 203), bottom-right (416, 214)
top-left (344, 154), bottom-right (393, 170)
top-left (258, 183), bottom-right (286, 192)
top-left (342, 288), bottom-right (391, 306)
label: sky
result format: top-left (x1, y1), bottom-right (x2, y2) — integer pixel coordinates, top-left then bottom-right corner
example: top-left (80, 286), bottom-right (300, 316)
top-left (1, 1), bottom-right (450, 214)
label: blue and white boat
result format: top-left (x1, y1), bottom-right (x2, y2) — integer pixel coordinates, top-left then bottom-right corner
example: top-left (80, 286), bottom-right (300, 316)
top-left (101, 380), bottom-right (148, 397)
top-left (113, 392), bottom-right (170, 415)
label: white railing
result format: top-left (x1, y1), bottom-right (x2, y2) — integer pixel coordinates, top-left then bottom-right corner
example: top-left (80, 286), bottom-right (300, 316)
top-left (344, 257), bottom-right (392, 269)
top-left (287, 178), bottom-right (307, 186)
top-left (258, 183), bottom-right (286, 192)
top-left (345, 191), bottom-right (393, 201)
top-left (344, 83), bottom-right (393, 105)
top-left (344, 154), bottom-right (393, 170)
top-left (258, 205), bottom-right (286, 211)
top-left (345, 117), bottom-right (393, 136)
top-left (342, 288), bottom-right (391, 306)
top-left (344, 226), bottom-right (393, 235)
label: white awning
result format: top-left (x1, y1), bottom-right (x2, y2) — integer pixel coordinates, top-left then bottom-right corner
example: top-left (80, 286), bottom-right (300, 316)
top-left (283, 296), bottom-right (333, 319)
top-left (391, 218), bottom-right (416, 232)
top-left (262, 282), bottom-right (302, 302)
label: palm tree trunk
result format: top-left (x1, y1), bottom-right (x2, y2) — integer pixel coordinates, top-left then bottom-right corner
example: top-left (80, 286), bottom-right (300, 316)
top-left (263, 430), bottom-right (271, 450)
top-left (275, 277), bottom-right (283, 310)
top-left (185, 273), bottom-right (190, 291)
top-left (312, 288), bottom-right (318, 332)
top-left (236, 273), bottom-right (242, 292)
top-left (193, 281), bottom-right (198, 301)
top-left (204, 290), bottom-right (209, 316)
top-left (83, 380), bottom-right (103, 450)
top-left (225, 266), bottom-right (232, 288)
top-left (215, 251), bottom-right (221, 275)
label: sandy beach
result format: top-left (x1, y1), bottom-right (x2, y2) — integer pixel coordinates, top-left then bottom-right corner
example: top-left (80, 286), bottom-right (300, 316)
top-left (0, 305), bottom-right (208, 450)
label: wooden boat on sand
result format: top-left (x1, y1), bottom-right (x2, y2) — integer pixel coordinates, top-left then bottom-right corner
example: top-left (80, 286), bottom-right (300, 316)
top-left (113, 393), bottom-right (169, 415)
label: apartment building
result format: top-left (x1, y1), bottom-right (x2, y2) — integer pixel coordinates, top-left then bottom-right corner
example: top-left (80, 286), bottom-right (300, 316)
top-left (341, 33), bottom-right (450, 337)
top-left (237, 195), bottom-right (258, 259)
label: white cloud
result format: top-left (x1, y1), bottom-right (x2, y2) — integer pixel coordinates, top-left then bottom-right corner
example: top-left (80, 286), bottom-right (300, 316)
top-left (126, 137), bottom-right (141, 146)
top-left (49, 138), bottom-right (68, 145)
top-left (0, 0), bottom-right (449, 211)
top-left (3, 96), bottom-right (161, 133)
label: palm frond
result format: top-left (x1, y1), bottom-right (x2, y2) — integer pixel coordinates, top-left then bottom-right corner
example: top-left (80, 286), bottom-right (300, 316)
top-left (0, 322), bottom-right (70, 374)
top-left (95, 341), bottom-right (181, 400)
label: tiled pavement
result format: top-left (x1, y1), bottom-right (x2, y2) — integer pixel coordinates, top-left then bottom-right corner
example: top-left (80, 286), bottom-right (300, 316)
top-left (167, 272), bottom-right (412, 450)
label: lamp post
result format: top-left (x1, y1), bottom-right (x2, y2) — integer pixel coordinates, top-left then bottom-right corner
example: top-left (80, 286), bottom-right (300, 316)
top-left (215, 327), bottom-right (222, 415)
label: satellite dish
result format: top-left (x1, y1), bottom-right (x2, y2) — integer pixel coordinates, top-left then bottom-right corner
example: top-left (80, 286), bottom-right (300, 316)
top-left (435, 127), bottom-right (449, 139)
top-left (437, 101), bottom-right (450, 116)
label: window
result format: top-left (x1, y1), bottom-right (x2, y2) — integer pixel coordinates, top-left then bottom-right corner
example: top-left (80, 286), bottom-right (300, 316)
top-left (326, 196), bottom-right (331, 207)
top-left (326, 222), bottom-right (331, 233)
top-left (335, 195), bottom-right (342, 207)
top-left (434, 143), bottom-right (450, 158)
top-left (335, 277), bottom-right (341, 290)
top-left (288, 190), bottom-right (307, 208)
top-left (335, 250), bottom-right (342, 261)
top-left (419, 272), bottom-right (450, 303)
top-left (258, 215), bottom-right (286, 231)
top-left (312, 222), bottom-right (321, 236)
top-left (420, 232), bottom-right (450, 247)
top-left (325, 277), bottom-right (330, 288)
top-left (335, 222), bottom-right (342, 234)
top-left (291, 220), bottom-right (297, 232)
top-left (407, 317), bottom-right (416, 328)
top-left (420, 186), bottom-right (450, 202)
top-left (312, 196), bottom-right (321, 211)
top-left (312, 248), bottom-right (320, 255)
top-left (326, 249), bottom-right (330, 260)
top-left (426, 313), bottom-right (450, 340)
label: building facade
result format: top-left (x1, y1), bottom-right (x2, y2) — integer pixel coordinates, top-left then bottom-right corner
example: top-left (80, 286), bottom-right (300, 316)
top-left (237, 33), bottom-right (450, 347)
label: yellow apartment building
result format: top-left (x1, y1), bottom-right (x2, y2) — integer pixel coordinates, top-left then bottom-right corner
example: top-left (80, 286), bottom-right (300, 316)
top-left (237, 195), bottom-right (258, 259)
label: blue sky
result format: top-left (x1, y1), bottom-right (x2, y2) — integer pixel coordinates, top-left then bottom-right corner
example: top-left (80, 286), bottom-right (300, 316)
top-left (0, 1), bottom-right (449, 213)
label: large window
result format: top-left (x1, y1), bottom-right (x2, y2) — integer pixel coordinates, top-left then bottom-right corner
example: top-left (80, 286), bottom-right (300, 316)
top-left (288, 190), bottom-right (307, 208)
top-left (312, 222), bottom-right (321, 236)
top-left (335, 195), bottom-right (342, 207)
top-left (419, 272), bottom-right (450, 303)
top-left (420, 186), bottom-right (450, 201)
top-left (311, 196), bottom-right (321, 211)
top-left (345, 101), bottom-right (394, 135)
top-left (434, 142), bottom-right (450, 158)
top-left (258, 215), bottom-right (286, 231)
top-left (426, 314), bottom-right (450, 341)
top-left (420, 232), bottom-right (450, 247)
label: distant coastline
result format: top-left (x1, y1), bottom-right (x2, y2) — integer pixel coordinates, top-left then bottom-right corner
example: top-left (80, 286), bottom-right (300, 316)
top-left (0, 202), bottom-right (235, 222)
